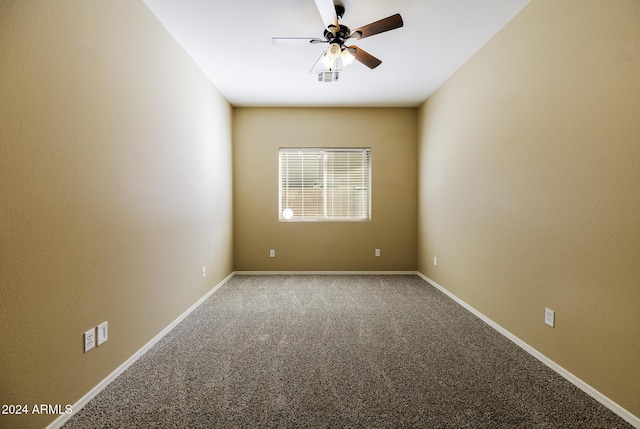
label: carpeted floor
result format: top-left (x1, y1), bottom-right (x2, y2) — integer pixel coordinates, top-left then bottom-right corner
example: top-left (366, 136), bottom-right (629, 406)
top-left (64, 275), bottom-right (632, 428)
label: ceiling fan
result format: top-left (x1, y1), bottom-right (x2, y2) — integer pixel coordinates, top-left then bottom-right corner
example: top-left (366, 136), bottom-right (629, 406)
top-left (272, 0), bottom-right (403, 80)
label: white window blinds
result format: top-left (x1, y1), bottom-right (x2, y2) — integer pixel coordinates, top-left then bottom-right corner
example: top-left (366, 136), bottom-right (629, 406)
top-left (279, 148), bottom-right (371, 221)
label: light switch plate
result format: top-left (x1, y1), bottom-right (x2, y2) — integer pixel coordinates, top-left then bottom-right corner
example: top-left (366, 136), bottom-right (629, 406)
top-left (97, 321), bottom-right (108, 345)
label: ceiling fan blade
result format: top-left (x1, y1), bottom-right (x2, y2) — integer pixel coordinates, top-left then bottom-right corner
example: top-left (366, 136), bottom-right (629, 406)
top-left (346, 46), bottom-right (382, 69)
top-left (350, 13), bottom-right (403, 40)
top-left (272, 37), bottom-right (326, 45)
top-left (309, 51), bottom-right (327, 74)
top-left (314, 0), bottom-right (339, 33)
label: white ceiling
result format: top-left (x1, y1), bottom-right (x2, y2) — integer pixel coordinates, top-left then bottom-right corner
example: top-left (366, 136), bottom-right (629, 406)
top-left (142, 0), bottom-right (531, 107)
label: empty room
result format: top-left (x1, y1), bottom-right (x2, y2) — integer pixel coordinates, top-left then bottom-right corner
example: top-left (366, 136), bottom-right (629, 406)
top-left (1, 0), bottom-right (638, 428)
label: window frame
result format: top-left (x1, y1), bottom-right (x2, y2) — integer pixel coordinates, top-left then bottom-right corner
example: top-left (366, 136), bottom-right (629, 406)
top-left (278, 147), bottom-right (372, 222)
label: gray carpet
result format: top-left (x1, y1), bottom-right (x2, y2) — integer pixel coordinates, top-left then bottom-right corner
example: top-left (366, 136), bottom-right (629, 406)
top-left (64, 275), bottom-right (632, 428)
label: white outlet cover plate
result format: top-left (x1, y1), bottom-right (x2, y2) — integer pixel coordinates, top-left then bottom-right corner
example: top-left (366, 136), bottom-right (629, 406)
top-left (84, 328), bottom-right (95, 352)
top-left (545, 308), bottom-right (555, 327)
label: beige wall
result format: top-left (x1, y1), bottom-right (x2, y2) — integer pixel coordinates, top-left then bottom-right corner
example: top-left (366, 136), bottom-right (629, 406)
top-left (0, 1), bottom-right (233, 428)
top-left (418, 0), bottom-right (640, 418)
top-left (233, 108), bottom-right (417, 271)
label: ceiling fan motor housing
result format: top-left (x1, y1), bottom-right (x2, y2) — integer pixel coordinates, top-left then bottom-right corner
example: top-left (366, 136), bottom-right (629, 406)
top-left (324, 25), bottom-right (351, 45)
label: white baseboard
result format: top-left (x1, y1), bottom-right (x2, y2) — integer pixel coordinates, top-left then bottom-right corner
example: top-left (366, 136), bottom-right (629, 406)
top-left (416, 272), bottom-right (640, 429)
top-left (234, 270), bottom-right (419, 275)
top-left (47, 272), bottom-right (235, 429)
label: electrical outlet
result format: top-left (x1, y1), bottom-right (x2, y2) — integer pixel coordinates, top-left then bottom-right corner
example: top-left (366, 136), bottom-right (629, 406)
top-left (375, 249), bottom-right (381, 257)
top-left (545, 308), bottom-right (555, 327)
top-left (97, 321), bottom-right (108, 346)
top-left (84, 328), bottom-right (96, 352)
top-left (269, 249), bottom-right (275, 258)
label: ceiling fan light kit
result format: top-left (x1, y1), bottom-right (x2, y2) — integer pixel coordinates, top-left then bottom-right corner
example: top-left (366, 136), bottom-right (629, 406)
top-left (272, 0), bottom-right (403, 82)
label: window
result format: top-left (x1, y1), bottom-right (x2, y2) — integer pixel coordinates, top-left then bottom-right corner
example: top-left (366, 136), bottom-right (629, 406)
top-left (279, 148), bottom-right (371, 221)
